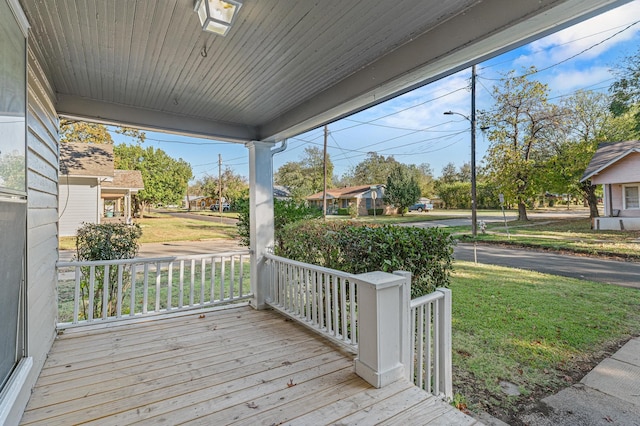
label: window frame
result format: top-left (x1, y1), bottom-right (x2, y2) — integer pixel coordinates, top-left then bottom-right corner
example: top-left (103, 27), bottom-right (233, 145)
top-left (623, 184), bottom-right (640, 210)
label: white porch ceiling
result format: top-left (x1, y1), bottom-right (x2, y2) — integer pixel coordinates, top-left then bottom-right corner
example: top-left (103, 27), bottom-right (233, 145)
top-left (21, 0), bottom-right (631, 144)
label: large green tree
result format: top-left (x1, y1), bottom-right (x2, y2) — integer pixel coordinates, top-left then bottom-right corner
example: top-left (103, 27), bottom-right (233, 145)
top-left (480, 68), bottom-right (561, 221)
top-left (609, 47), bottom-right (640, 135)
top-left (544, 91), bottom-right (612, 218)
top-left (60, 119), bottom-right (114, 144)
top-left (198, 168), bottom-right (248, 208)
top-left (345, 152), bottom-right (401, 185)
top-left (384, 164), bottom-right (421, 215)
top-left (115, 144), bottom-right (192, 216)
top-left (274, 146), bottom-right (333, 199)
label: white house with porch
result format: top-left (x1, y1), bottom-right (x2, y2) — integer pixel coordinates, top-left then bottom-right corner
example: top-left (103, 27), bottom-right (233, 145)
top-left (581, 140), bottom-right (640, 230)
top-left (1, 0), bottom-right (633, 424)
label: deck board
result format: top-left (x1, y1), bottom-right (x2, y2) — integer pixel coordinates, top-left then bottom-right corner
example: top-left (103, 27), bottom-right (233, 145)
top-left (21, 306), bottom-right (479, 425)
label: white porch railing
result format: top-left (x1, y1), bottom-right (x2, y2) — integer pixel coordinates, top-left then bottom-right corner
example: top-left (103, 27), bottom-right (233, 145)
top-left (264, 253), bottom-right (358, 352)
top-left (56, 251), bottom-right (251, 329)
top-left (264, 253), bottom-right (452, 397)
top-left (410, 289), bottom-right (453, 398)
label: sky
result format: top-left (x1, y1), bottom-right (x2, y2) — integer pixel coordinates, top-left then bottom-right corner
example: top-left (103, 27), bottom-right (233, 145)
top-left (110, 0), bottom-right (640, 183)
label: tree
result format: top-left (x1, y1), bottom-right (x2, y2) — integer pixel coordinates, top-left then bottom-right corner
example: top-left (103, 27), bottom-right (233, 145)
top-left (0, 150), bottom-right (25, 191)
top-left (609, 47), bottom-right (640, 135)
top-left (345, 152), bottom-right (401, 185)
top-left (408, 163), bottom-right (435, 197)
top-left (115, 144), bottom-right (193, 216)
top-left (384, 164), bottom-right (421, 215)
top-left (275, 147), bottom-right (333, 199)
top-left (480, 68), bottom-right (561, 221)
top-left (60, 119), bottom-right (114, 144)
top-left (544, 91), bottom-right (612, 218)
top-left (439, 162), bottom-right (459, 184)
top-left (199, 168), bottom-right (249, 207)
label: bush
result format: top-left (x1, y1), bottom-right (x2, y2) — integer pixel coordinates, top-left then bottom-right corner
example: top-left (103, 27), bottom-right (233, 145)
top-left (236, 197), bottom-right (322, 248)
top-left (75, 222), bottom-right (142, 318)
top-left (367, 209), bottom-right (384, 216)
top-left (337, 208), bottom-right (350, 215)
top-left (277, 221), bottom-right (455, 297)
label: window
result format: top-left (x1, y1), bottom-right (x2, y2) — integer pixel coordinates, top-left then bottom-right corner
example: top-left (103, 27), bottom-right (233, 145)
top-left (624, 186), bottom-right (639, 209)
top-left (0, 0), bottom-right (27, 390)
top-left (365, 197), bottom-right (372, 210)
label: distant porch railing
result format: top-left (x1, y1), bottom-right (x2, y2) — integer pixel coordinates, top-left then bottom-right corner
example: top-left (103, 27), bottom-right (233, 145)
top-left (264, 252), bottom-right (452, 398)
top-left (56, 251), bottom-right (251, 329)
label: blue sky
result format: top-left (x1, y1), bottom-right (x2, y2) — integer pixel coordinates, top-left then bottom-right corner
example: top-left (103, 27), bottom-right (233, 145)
top-left (111, 1), bottom-right (640, 183)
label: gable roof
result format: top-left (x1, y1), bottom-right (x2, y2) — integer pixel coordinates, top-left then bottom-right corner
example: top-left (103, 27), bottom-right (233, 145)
top-left (59, 142), bottom-right (114, 178)
top-left (273, 185), bottom-right (292, 198)
top-left (581, 140), bottom-right (640, 182)
top-left (307, 185), bottom-right (383, 201)
top-left (101, 170), bottom-right (144, 191)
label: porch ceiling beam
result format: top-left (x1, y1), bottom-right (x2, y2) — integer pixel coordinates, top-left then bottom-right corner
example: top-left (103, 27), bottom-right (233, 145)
top-left (258, 0), bottom-right (630, 142)
top-left (56, 94), bottom-right (258, 143)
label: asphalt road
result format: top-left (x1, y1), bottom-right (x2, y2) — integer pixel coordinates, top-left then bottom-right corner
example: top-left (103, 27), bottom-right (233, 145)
top-left (454, 243), bottom-right (640, 289)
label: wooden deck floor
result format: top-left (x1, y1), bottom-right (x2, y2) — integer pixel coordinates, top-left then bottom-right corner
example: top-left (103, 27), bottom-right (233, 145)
top-left (21, 306), bottom-right (480, 425)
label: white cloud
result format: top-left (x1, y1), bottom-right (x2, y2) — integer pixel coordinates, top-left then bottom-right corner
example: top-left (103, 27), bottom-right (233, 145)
top-left (546, 66), bottom-right (614, 94)
top-left (514, 1), bottom-right (640, 68)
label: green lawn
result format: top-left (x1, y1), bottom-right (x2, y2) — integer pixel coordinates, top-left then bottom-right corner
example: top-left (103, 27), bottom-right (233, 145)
top-left (450, 261), bottom-right (640, 418)
top-left (471, 217), bottom-right (640, 260)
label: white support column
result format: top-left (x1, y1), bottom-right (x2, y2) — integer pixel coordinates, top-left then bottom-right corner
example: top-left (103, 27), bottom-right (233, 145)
top-left (437, 287), bottom-right (453, 399)
top-left (246, 141), bottom-right (275, 310)
top-left (355, 271), bottom-right (411, 388)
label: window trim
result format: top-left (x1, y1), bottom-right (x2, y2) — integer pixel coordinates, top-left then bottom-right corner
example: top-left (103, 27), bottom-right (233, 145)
top-left (623, 184), bottom-right (640, 210)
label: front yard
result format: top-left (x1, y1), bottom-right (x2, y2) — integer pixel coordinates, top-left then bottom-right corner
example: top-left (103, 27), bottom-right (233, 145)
top-left (450, 261), bottom-right (640, 422)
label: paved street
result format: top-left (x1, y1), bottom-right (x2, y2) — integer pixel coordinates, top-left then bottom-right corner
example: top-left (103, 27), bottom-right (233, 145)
top-left (454, 243), bottom-right (640, 289)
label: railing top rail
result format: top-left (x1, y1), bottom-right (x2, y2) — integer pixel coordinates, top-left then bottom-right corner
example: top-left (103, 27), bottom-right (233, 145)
top-left (409, 290), bottom-right (445, 308)
top-left (57, 250), bottom-right (252, 268)
top-left (264, 252), bottom-right (359, 280)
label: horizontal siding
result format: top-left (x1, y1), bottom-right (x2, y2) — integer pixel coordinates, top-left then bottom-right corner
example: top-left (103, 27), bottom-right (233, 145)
top-left (14, 40), bottom-right (60, 426)
top-left (58, 178), bottom-right (99, 236)
top-left (591, 153), bottom-right (640, 185)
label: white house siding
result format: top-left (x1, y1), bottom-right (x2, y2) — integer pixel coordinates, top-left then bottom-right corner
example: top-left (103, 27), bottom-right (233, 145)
top-left (58, 176), bottom-right (100, 236)
top-left (6, 44), bottom-right (60, 425)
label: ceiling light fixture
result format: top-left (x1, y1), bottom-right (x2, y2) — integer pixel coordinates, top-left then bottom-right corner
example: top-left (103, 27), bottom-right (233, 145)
top-left (194, 0), bottom-right (242, 36)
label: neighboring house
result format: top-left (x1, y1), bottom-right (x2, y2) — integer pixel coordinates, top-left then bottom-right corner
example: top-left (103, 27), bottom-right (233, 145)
top-left (184, 195), bottom-right (216, 210)
top-left (59, 143), bottom-right (143, 236)
top-left (273, 185), bottom-right (292, 200)
top-left (581, 140), bottom-right (640, 230)
top-left (306, 184), bottom-right (394, 216)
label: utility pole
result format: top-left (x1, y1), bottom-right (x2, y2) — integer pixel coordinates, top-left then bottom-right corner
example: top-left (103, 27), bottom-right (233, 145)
top-left (323, 124), bottom-right (328, 220)
top-left (471, 64), bottom-right (477, 238)
top-left (218, 153), bottom-right (223, 216)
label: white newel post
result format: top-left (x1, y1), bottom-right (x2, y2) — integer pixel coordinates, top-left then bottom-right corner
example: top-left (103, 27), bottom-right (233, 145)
top-left (355, 271), bottom-right (411, 388)
top-left (437, 287), bottom-right (453, 398)
top-left (247, 141), bottom-right (275, 310)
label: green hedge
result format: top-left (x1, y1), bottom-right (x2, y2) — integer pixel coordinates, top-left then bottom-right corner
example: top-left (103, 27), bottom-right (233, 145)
top-left (337, 208), bottom-right (350, 215)
top-left (367, 208), bottom-right (384, 216)
top-left (277, 221), bottom-right (455, 297)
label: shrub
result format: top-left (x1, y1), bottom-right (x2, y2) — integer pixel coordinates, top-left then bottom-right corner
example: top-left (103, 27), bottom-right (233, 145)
top-left (75, 222), bottom-right (142, 318)
top-left (337, 208), bottom-right (350, 215)
top-left (236, 197), bottom-right (322, 248)
top-left (367, 208), bottom-right (384, 216)
top-left (277, 221), bottom-right (455, 297)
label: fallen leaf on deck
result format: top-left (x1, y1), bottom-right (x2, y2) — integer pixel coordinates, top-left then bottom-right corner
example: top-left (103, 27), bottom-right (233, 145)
top-left (199, 314), bottom-right (206, 319)
top-left (246, 402), bottom-right (258, 409)
top-left (287, 378), bottom-right (296, 388)
top-left (282, 361), bottom-right (292, 366)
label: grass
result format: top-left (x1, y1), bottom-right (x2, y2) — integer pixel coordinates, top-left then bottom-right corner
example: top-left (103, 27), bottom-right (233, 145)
top-left (450, 261), bottom-right (640, 419)
top-left (471, 217), bottom-right (640, 259)
top-left (59, 213), bottom-right (240, 250)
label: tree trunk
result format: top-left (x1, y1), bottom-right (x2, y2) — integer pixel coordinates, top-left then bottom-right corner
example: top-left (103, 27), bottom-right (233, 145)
top-left (580, 181), bottom-right (600, 219)
top-left (517, 201), bottom-right (529, 221)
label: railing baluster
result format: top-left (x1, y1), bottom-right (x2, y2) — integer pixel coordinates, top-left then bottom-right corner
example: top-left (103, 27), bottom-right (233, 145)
top-left (88, 266), bottom-right (95, 321)
top-left (189, 259), bottom-right (195, 306)
top-left (142, 263), bottom-right (149, 314)
top-left (155, 261), bottom-right (161, 312)
top-left (130, 263), bottom-right (136, 317)
top-left (349, 279), bottom-right (356, 345)
top-left (433, 301), bottom-right (440, 395)
top-left (332, 275), bottom-right (339, 337)
top-left (230, 256), bottom-right (235, 300)
top-left (167, 262), bottom-right (173, 311)
top-left (117, 264), bottom-right (124, 318)
top-left (426, 302), bottom-right (433, 393)
top-left (179, 260), bottom-right (184, 308)
top-left (220, 258), bottom-right (226, 301)
top-left (102, 264), bottom-right (110, 319)
top-left (211, 258), bottom-right (217, 302)
top-left (73, 267), bottom-right (80, 323)
top-left (239, 254), bottom-right (244, 297)
top-left (340, 276), bottom-right (347, 341)
top-left (200, 258), bottom-right (206, 305)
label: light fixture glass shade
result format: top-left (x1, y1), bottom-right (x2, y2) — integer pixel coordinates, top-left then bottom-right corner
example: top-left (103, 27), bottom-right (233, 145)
top-left (195, 0), bottom-right (242, 36)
